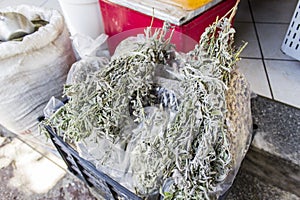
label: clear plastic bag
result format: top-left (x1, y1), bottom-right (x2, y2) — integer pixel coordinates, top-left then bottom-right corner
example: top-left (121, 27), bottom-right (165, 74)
top-left (71, 33), bottom-right (110, 59)
top-left (66, 33), bottom-right (110, 85)
top-left (76, 67), bottom-right (252, 198)
top-left (47, 11), bottom-right (253, 198)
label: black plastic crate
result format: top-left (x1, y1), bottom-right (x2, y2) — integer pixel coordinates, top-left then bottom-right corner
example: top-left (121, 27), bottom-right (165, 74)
top-left (44, 125), bottom-right (142, 200)
top-left (45, 125), bottom-right (232, 200)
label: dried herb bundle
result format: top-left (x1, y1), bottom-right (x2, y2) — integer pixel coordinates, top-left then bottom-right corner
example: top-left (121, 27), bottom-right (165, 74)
top-left (47, 24), bottom-right (175, 142)
top-left (43, 2), bottom-right (247, 199)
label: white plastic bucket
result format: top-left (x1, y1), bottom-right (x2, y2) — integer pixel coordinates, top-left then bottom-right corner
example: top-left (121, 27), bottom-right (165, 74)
top-left (58, 0), bottom-right (104, 39)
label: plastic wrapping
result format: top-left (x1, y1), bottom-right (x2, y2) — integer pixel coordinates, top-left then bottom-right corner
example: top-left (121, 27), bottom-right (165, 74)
top-left (72, 33), bottom-right (252, 198)
top-left (215, 69), bottom-right (253, 196)
top-left (44, 9), bottom-right (253, 198)
top-left (66, 33), bottom-right (110, 84)
top-left (43, 97), bottom-right (65, 119)
top-left (70, 33), bottom-right (110, 59)
top-left (76, 105), bottom-right (178, 195)
top-left (75, 67), bottom-right (252, 198)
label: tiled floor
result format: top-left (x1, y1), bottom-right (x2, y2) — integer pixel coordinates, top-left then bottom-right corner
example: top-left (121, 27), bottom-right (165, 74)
top-left (235, 0), bottom-right (300, 108)
top-left (0, 0), bottom-right (299, 198)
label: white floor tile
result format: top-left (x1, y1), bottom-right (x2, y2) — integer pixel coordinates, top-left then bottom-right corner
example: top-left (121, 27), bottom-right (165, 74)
top-left (235, 0), bottom-right (252, 22)
top-left (250, 0), bottom-right (298, 23)
top-left (256, 23), bottom-right (295, 60)
top-left (237, 58), bottom-right (272, 98)
top-left (235, 22), bottom-right (261, 58)
top-left (265, 60), bottom-right (300, 108)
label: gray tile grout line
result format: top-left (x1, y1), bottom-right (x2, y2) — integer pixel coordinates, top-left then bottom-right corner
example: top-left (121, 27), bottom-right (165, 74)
top-left (247, 0), bottom-right (274, 100)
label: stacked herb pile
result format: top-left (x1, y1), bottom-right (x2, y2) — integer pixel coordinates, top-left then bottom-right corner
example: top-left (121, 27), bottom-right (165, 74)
top-left (43, 3), bottom-right (252, 199)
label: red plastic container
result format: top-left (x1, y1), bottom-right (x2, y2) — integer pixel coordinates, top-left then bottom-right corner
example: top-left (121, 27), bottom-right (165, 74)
top-left (99, 0), bottom-right (237, 53)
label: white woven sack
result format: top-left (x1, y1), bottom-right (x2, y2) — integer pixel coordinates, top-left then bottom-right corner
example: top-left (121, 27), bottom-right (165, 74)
top-left (0, 5), bottom-right (75, 142)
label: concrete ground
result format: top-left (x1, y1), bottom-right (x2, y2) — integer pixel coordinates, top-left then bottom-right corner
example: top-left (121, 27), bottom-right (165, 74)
top-left (0, 130), bottom-right (98, 200)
